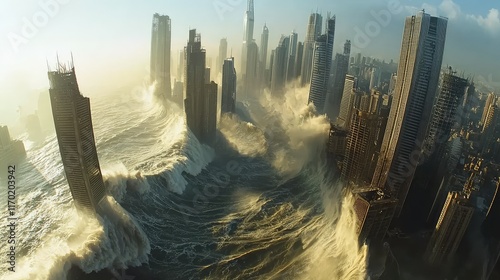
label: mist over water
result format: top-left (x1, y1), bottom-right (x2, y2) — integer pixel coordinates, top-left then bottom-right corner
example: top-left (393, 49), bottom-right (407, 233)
top-left (0, 82), bottom-right (367, 280)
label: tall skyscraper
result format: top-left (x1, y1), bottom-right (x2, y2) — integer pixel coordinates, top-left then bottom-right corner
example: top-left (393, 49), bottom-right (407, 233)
top-left (326, 40), bottom-right (351, 120)
top-left (177, 49), bottom-right (185, 82)
top-left (259, 24), bottom-right (269, 88)
top-left (423, 68), bottom-right (468, 158)
top-left (184, 29), bottom-right (218, 146)
top-left (150, 13), bottom-right (172, 101)
top-left (482, 92), bottom-right (496, 125)
top-left (286, 31), bottom-right (298, 82)
top-left (271, 36), bottom-right (290, 95)
top-left (217, 38), bottom-right (228, 75)
top-left (300, 13), bottom-right (323, 86)
top-left (295, 42), bottom-right (304, 79)
top-left (241, 0), bottom-right (255, 77)
top-left (424, 180), bottom-right (474, 265)
top-left (48, 63), bottom-right (105, 213)
top-left (369, 67), bottom-right (381, 90)
top-left (337, 75), bottom-right (358, 128)
top-left (244, 41), bottom-right (259, 97)
top-left (371, 12), bottom-right (447, 217)
top-left (222, 57), bottom-right (237, 115)
top-left (308, 15), bottom-right (335, 114)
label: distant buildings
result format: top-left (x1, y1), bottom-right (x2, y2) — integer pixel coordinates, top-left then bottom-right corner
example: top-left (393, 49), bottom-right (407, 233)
top-left (150, 13), bottom-right (172, 101)
top-left (0, 126), bottom-right (26, 167)
top-left (217, 38), bottom-right (228, 76)
top-left (48, 63), bottom-right (105, 213)
top-left (308, 15), bottom-right (335, 114)
top-left (184, 29), bottom-right (218, 146)
top-left (222, 57), bottom-right (237, 115)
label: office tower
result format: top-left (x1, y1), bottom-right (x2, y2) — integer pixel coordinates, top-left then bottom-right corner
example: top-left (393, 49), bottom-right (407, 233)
top-left (371, 12), bottom-right (447, 217)
top-left (342, 100), bottom-right (387, 188)
top-left (48, 63), bottom-right (105, 213)
top-left (184, 29), bottom-right (218, 146)
top-left (482, 102), bottom-right (498, 154)
top-left (423, 68), bottom-right (468, 157)
top-left (295, 42), bottom-right (304, 79)
top-left (326, 40), bottom-right (351, 120)
top-left (222, 57), bottom-right (237, 115)
top-left (286, 31), bottom-right (298, 82)
top-left (244, 41), bottom-right (259, 97)
top-left (217, 38), bottom-right (228, 75)
top-left (308, 15), bottom-right (335, 114)
top-left (259, 24), bottom-right (269, 87)
top-left (326, 124), bottom-right (348, 163)
top-left (300, 13), bottom-right (323, 86)
top-left (353, 188), bottom-right (398, 244)
top-left (271, 36), bottom-right (290, 95)
top-left (268, 49), bottom-right (275, 87)
top-left (425, 187), bottom-right (474, 265)
top-left (369, 68), bottom-right (381, 89)
top-left (337, 75), bottom-right (359, 128)
top-left (150, 13), bottom-right (172, 101)
top-left (482, 93), bottom-right (496, 124)
top-left (172, 80), bottom-right (184, 107)
top-left (241, 0), bottom-right (255, 77)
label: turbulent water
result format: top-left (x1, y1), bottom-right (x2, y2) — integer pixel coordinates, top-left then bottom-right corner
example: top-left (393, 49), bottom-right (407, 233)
top-left (0, 83), bottom-right (368, 280)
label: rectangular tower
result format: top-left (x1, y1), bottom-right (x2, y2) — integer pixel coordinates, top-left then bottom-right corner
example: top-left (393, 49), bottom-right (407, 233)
top-left (150, 13), bottom-right (172, 101)
top-left (48, 63), bottom-right (105, 213)
top-left (221, 57), bottom-right (237, 115)
top-left (371, 12), bottom-right (447, 217)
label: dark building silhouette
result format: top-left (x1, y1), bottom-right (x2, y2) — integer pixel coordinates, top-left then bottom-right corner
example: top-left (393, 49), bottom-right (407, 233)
top-left (221, 57), bottom-right (237, 115)
top-left (271, 36), bottom-right (290, 95)
top-left (150, 13), bottom-right (172, 101)
top-left (308, 14), bottom-right (335, 114)
top-left (184, 29), bottom-right (218, 146)
top-left (301, 12), bottom-right (323, 86)
top-left (48, 63), bottom-right (105, 213)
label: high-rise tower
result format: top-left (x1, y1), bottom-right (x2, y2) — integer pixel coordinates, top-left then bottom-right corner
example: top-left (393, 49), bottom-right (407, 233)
top-left (217, 38), bottom-right (228, 75)
top-left (241, 0), bottom-right (255, 77)
top-left (271, 36), bottom-right (290, 95)
top-left (301, 13), bottom-right (323, 86)
top-left (326, 40), bottom-right (351, 120)
top-left (222, 57), bottom-right (237, 115)
top-left (259, 24), bottom-right (269, 88)
top-left (48, 62), bottom-right (105, 213)
top-left (286, 31), bottom-right (298, 82)
top-left (371, 12), bottom-right (447, 217)
top-left (150, 13), bottom-right (172, 101)
top-left (307, 15), bottom-right (335, 114)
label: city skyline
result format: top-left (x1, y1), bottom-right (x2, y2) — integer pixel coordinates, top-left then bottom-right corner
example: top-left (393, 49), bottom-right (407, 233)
top-left (1, 0), bottom-right (499, 127)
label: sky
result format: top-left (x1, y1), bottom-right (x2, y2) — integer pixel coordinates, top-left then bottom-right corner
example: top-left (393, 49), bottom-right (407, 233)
top-left (0, 0), bottom-right (499, 127)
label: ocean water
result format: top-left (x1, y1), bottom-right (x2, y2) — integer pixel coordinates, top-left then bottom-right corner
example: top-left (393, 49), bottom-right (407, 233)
top-left (0, 84), bottom-right (368, 280)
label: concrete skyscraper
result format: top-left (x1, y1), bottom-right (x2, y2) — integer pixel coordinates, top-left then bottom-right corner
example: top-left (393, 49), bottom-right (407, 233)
top-left (48, 62), bottom-right (105, 213)
top-left (222, 57), bottom-right (237, 115)
top-left (241, 0), bottom-right (255, 77)
top-left (271, 35), bottom-right (290, 95)
top-left (301, 13), bottom-right (323, 86)
top-left (217, 38), bottom-right (228, 75)
top-left (337, 75), bottom-right (359, 128)
top-left (482, 92), bottom-right (496, 125)
top-left (326, 40), bottom-right (351, 120)
top-left (286, 31), bottom-right (298, 82)
top-left (308, 15), bottom-right (335, 114)
top-left (150, 13), bottom-right (172, 101)
top-left (244, 41), bottom-right (259, 97)
top-left (259, 24), bottom-right (269, 88)
top-left (184, 29), bottom-right (218, 146)
top-left (370, 12), bottom-right (447, 217)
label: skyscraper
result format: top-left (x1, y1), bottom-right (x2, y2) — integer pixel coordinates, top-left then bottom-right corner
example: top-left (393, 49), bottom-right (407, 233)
top-left (301, 13), bottom-right (323, 86)
top-left (482, 93), bottom-right (497, 125)
top-left (150, 13), bottom-right (172, 101)
top-left (241, 0), bottom-right (255, 77)
top-left (271, 36), bottom-right (290, 95)
top-left (308, 15), bottom-right (335, 114)
top-left (217, 38), bottom-right (228, 75)
top-left (259, 24), bottom-right (269, 88)
top-left (48, 62), bottom-right (105, 213)
top-left (286, 31), bottom-right (298, 82)
top-left (371, 12), bottom-right (447, 217)
top-left (295, 42), bottom-right (304, 79)
top-left (244, 41), bottom-right (259, 97)
top-left (184, 29), bottom-right (218, 146)
top-left (326, 40), bottom-right (351, 120)
top-left (425, 186), bottom-right (474, 265)
top-left (222, 57), bottom-right (237, 115)
top-left (337, 75), bottom-right (358, 128)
